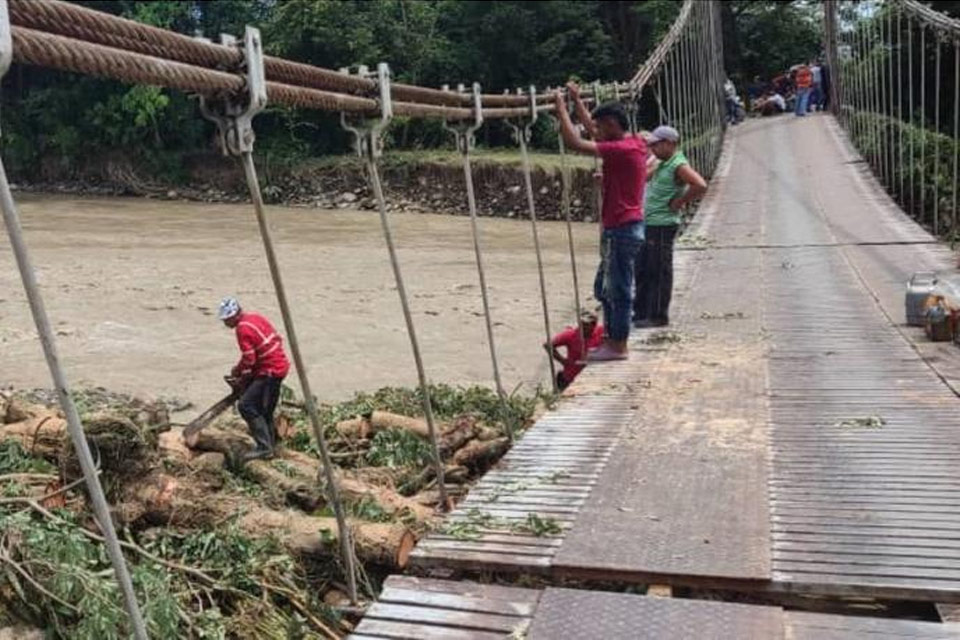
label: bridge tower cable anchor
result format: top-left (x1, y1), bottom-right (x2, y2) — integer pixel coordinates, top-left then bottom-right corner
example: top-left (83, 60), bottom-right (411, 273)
top-left (441, 82), bottom-right (514, 442)
top-left (507, 86), bottom-right (558, 395)
top-left (339, 63), bottom-right (450, 508)
top-left (0, 0), bottom-right (149, 636)
top-left (198, 25), bottom-right (360, 604)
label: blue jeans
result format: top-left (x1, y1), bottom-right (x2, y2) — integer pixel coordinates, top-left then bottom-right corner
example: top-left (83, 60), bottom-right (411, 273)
top-left (795, 87), bottom-right (811, 116)
top-left (594, 221), bottom-right (644, 342)
top-left (809, 84), bottom-right (821, 112)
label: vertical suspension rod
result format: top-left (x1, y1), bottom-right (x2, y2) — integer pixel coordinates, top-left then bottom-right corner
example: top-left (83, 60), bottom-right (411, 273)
top-left (446, 83), bottom-right (513, 440)
top-left (934, 37), bottom-right (942, 236)
top-left (898, 7), bottom-right (905, 205)
top-left (0, 159), bottom-right (149, 638)
top-left (512, 88), bottom-right (558, 394)
top-left (239, 151), bottom-right (360, 600)
top-left (953, 40), bottom-right (959, 240)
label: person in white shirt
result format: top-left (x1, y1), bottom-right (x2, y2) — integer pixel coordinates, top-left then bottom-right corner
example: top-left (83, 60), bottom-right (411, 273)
top-left (809, 60), bottom-right (823, 112)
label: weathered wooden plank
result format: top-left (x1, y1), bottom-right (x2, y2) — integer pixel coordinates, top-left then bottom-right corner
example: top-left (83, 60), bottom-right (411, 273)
top-left (409, 548), bottom-right (553, 571)
top-left (774, 550), bottom-right (960, 570)
top-left (786, 610), bottom-right (958, 639)
top-left (414, 541), bottom-right (555, 557)
top-left (773, 561), bottom-right (960, 581)
top-left (381, 576), bottom-right (540, 603)
top-left (378, 587), bottom-right (537, 617)
top-left (364, 602), bottom-right (522, 633)
top-left (352, 619), bottom-right (511, 640)
top-left (426, 533), bottom-right (562, 547)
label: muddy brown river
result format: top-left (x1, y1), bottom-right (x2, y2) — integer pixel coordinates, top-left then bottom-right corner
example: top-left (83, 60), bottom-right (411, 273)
top-left (0, 195), bottom-right (600, 408)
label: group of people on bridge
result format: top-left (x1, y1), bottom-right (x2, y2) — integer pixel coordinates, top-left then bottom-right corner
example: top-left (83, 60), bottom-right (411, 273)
top-left (548, 82), bottom-right (707, 390)
top-left (746, 60), bottom-right (832, 118)
top-left (215, 81), bottom-right (709, 457)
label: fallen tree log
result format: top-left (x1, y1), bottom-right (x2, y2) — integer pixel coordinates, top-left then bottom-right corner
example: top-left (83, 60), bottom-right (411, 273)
top-left (334, 470), bottom-right (434, 523)
top-left (438, 416), bottom-right (478, 458)
top-left (399, 463), bottom-right (469, 495)
top-left (239, 509), bottom-right (415, 568)
top-left (244, 457), bottom-right (434, 523)
top-left (186, 426), bottom-right (253, 458)
top-left (245, 459), bottom-right (324, 511)
top-left (1, 411), bottom-right (153, 479)
top-left (453, 437), bottom-right (510, 470)
top-left (3, 398), bottom-right (53, 424)
top-left (0, 413), bottom-right (67, 457)
top-left (335, 411), bottom-right (430, 440)
top-left (158, 426), bottom-right (195, 463)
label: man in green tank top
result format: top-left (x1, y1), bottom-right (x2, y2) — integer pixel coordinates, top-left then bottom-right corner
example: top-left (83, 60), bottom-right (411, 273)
top-left (633, 126), bottom-right (707, 327)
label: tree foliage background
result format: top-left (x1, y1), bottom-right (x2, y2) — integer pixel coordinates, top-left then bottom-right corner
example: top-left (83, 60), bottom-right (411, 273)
top-left (1, 0), bottom-right (824, 181)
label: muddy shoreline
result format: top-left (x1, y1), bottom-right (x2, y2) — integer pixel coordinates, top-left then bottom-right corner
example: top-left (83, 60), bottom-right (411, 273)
top-left (12, 152), bottom-right (602, 222)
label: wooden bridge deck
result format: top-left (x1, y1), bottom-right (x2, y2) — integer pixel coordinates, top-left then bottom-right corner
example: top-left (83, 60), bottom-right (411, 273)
top-left (349, 577), bottom-right (958, 639)
top-left (410, 114), bottom-right (960, 603)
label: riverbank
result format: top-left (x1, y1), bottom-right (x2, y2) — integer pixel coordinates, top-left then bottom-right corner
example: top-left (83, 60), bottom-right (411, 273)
top-left (12, 150), bottom-right (602, 222)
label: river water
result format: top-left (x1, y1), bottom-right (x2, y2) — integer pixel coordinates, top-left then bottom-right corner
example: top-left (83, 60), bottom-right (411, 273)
top-left (0, 195), bottom-right (600, 408)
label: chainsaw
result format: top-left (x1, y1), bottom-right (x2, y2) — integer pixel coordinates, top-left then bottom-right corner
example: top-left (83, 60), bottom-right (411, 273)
top-left (182, 377), bottom-right (243, 446)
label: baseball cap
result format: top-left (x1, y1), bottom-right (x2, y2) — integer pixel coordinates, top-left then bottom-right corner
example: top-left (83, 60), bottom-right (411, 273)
top-left (647, 125), bottom-right (680, 144)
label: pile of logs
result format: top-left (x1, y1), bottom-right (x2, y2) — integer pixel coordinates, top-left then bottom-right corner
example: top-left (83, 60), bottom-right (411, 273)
top-left (0, 396), bottom-right (514, 572)
top-left (335, 410), bottom-right (510, 476)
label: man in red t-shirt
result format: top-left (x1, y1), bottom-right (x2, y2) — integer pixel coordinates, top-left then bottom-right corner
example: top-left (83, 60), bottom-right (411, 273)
top-left (556, 82), bottom-right (647, 361)
top-left (545, 310), bottom-right (604, 390)
top-left (219, 296), bottom-right (291, 462)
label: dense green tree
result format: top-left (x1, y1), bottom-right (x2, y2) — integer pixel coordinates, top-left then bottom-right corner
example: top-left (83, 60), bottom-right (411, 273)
top-left (721, 0), bottom-right (822, 85)
top-left (0, 0), bottom-right (827, 178)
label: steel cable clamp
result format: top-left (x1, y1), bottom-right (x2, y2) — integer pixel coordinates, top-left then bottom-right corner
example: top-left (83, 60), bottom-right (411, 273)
top-left (198, 27), bottom-right (267, 156)
top-left (441, 82), bottom-right (482, 154)
top-left (505, 85), bottom-right (537, 146)
top-left (340, 63), bottom-right (392, 158)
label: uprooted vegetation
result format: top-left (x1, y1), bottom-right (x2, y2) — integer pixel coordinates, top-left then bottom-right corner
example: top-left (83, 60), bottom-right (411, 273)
top-left (0, 383), bottom-right (541, 638)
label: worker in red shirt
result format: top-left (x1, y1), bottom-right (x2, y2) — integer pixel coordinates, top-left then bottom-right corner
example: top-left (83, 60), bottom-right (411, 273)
top-left (219, 297), bottom-right (291, 462)
top-left (556, 82), bottom-right (647, 361)
top-left (544, 310), bottom-right (604, 391)
top-left (794, 64), bottom-right (814, 116)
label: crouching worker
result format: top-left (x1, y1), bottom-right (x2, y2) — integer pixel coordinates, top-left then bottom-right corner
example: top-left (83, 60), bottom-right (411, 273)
top-left (544, 310), bottom-right (604, 391)
top-left (219, 297), bottom-right (290, 462)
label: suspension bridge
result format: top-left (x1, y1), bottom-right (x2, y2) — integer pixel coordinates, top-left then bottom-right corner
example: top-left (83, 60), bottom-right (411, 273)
top-left (3, 0), bottom-right (960, 637)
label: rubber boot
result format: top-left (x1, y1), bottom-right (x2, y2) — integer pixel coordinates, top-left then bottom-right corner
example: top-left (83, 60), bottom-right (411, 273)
top-left (241, 416), bottom-right (274, 463)
top-left (266, 416), bottom-right (278, 450)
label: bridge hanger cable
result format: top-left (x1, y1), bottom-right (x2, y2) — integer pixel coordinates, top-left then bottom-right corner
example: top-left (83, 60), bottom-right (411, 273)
top-left (898, 7), bottom-right (905, 205)
top-left (198, 28), bottom-right (361, 603)
top-left (0, 3), bottom-right (145, 634)
top-left (935, 34), bottom-right (942, 235)
top-left (442, 83), bottom-right (513, 442)
top-left (507, 87), bottom-right (558, 395)
top-left (888, 6), bottom-right (896, 201)
top-left (553, 96), bottom-right (588, 364)
top-left (920, 24), bottom-right (926, 225)
top-left (339, 64), bottom-right (450, 509)
top-left (885, 8), bottom-right (894, 190)
top-left (909, 14), bottom-right (915, 216)
top-left (954, 39), bottom-right (959, 240)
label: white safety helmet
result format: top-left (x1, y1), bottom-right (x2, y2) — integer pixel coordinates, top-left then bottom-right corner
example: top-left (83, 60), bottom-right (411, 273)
top-left (218, 297), bottom-right (241, 321)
